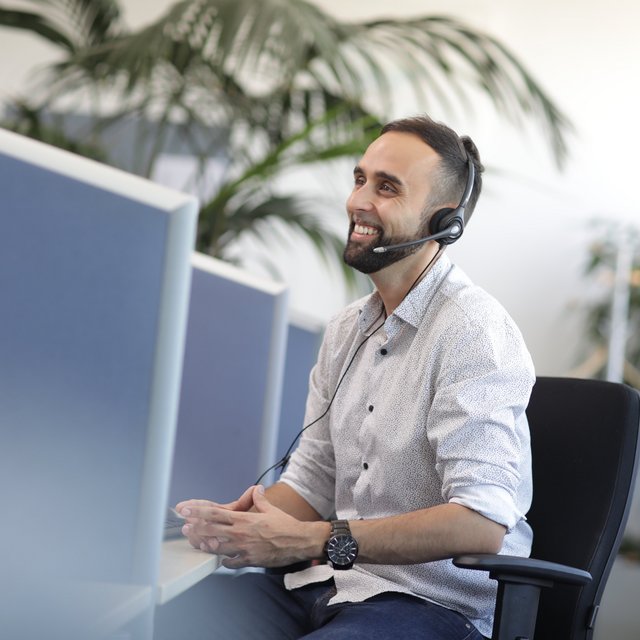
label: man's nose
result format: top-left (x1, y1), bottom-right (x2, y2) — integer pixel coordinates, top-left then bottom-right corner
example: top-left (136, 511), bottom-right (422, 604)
top-left (347, 186), bottom-right (375, 212)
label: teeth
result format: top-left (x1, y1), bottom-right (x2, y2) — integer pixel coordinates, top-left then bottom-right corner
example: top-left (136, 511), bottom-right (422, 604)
top-left (354, 224), bottom-right (379, 236)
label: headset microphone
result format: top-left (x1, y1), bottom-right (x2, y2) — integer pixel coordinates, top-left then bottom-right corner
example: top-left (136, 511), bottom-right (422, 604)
top-left (372, 224), bottom-right (461, 253)
top-left (372, 154), bottom-right (475, 254)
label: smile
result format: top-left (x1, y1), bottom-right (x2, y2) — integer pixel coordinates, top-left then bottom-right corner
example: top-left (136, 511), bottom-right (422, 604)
top-left (353, 223), bottom-right (380, 237)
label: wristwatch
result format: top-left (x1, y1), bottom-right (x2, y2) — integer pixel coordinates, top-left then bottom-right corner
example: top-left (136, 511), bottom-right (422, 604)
top-left (324, 519), bottom-right (359, 570)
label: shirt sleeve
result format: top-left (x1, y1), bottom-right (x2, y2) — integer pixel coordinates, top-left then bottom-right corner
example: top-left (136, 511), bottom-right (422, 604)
top-left (426, 307), bottom-right (535, 531)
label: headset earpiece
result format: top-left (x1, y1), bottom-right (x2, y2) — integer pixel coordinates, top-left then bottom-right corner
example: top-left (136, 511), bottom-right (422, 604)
top-left (427, 154), bottom-right (475, 247)
top-left (428, 207), bottom-right (464, 246)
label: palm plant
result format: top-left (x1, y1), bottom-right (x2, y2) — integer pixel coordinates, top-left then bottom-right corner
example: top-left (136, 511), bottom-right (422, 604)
top-left (1, 0), bottom-right (572, 284)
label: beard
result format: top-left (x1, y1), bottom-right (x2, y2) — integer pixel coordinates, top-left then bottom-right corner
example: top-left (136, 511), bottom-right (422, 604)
top-left (342, 217), bottom-right (432, 274)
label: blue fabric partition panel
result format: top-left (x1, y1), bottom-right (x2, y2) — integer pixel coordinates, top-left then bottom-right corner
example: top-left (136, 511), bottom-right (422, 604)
top-left (0, 129), bottom-right (197, 638)
top-left (275, 313), bottom-right (325, 466)
top-left (168, 253), bottom-right (288, 505)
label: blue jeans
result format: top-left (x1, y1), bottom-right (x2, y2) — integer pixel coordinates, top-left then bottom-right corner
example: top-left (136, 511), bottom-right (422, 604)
top-left (154, 571), bottom-right (486, 640)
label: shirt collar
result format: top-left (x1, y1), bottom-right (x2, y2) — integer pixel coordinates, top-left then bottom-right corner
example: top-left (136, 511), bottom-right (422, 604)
top-left (393, 253), bottom-right (452, 329)
top-left (358, 291), bottom-right (386, 336)
top-left (357, 254), bottom-right (452, 336)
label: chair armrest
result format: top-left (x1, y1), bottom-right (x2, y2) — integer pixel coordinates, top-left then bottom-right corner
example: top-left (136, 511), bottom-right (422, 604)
top-left (453, 553), bottom-right (592, 586)
top-left (453, 555), bottom-right (592, 639)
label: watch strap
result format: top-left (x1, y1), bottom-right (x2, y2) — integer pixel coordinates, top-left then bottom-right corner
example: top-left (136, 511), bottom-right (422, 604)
top-left (330, 519), bottom-right (352, 537)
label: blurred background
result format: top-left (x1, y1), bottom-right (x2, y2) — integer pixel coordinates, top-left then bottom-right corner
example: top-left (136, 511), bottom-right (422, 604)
top-left (2, 0), bottom-right (639, 636)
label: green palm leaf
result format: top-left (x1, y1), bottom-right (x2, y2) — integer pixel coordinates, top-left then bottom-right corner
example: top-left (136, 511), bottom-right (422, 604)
top-left (212, 192), bottom-right (363, 292)
top-left (0, 0), bottom-right (122, 52)
top-left (0, 7), bottom-right (74, 50)
top-left (0, 0), bottom-right (574, 292)
top-left (41, 1), bottom-right (569, 163)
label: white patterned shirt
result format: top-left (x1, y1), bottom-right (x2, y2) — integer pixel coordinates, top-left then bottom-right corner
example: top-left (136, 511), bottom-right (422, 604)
top-left (279, 254), bottom-right (535, 637)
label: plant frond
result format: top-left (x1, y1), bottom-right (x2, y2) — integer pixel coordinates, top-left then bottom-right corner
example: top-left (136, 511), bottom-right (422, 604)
top-left (1, 0), bottom-right (576, 292)
top-left (211, 192), bottom-right (361, 292)
top-left (1, 99), bottom-right (109, 161)
top-left (0, 7), bottom-right (74, 50)
top-left (353, 15), bottom-right (572, 166)
top-left (0, 0), bottom-right (123, 52)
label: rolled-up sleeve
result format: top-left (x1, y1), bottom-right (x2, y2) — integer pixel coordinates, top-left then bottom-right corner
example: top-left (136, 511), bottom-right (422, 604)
top-left (426, 311), bottom-right (535, 531)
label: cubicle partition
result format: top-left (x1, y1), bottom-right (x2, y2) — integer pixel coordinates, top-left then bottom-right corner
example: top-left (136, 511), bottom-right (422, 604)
top-left (168, 253), bottom-right (289, 506)
top-left (0, 129), bottom-right (197, 639)
top-left (275, 311), bottom-right (325, 467)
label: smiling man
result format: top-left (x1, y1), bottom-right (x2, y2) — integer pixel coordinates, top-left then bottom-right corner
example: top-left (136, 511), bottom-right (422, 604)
top-left (344, 127), bottom-right (445, 275)
top-left (155, 115), bottom-right (535, 640)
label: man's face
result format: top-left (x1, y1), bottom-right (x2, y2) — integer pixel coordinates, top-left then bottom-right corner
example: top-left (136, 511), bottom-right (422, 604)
top-left (343, 131), bottom-right (442, 274)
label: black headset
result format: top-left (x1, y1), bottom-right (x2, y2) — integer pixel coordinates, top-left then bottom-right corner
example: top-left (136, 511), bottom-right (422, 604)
top-left (427, 154), bottom-right (476, 246)
top-left (373, 154), bottom-right (476, 254)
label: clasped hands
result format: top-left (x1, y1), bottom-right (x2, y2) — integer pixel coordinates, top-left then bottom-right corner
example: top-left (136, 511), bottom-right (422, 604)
top-left (176, 485), bottom-right (314, 569)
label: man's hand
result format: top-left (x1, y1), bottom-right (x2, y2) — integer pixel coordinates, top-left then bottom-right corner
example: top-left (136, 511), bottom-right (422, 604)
top-left (176, 485), bottom-right (256, 551)
top-left (177, 485), bottom-right (329, 569)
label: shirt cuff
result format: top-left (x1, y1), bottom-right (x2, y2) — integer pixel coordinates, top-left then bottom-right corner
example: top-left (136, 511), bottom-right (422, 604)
top-left (449, 484), bottom-right (524, 531)
top-left (279, 476), bottom-right (335, 520)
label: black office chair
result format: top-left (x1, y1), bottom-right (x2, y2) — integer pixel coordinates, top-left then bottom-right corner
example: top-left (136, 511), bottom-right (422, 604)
top-left (455, 377), bottom-right (640, 640)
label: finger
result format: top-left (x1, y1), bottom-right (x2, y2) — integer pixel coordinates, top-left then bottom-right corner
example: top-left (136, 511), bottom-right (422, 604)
top-left (251, 485), bottom-right (272, 513)
top-left (187, 536), bottom-right (202, 550)
top-left (221, 554), bottom-right (249, 570)
top-left (179, 505), bottom-right (238, 524)
top-left (199, 536), bottom-right (227, 554)
top-left (176, 499), bottom-right (220, 514)
top-left (192, 534), bottom-right (235, 557)
top-left (185, 518), bottom-right (234, 540)
top-left (200, 539), bottom-right (215, 553)
top-left (201, 536), bottom-right (223, 554)
top-left (228, 485), bottom-right (257, 512)
top-left (181, 524), bottom-right (201, 549)
top-left (177, 487), bottom-right (256, 515)
top-left (185, 528), bottom-right (223, 553)
top-left (183, 528), bottom-right (205, 550)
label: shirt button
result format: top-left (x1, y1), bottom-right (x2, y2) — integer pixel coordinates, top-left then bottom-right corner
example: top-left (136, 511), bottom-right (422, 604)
top-left (368, 405), bottom-right (374, 412)
top-left (363, 462), bottom-right (369, 470)
top-left (380, 348), bottom-right (387, 355)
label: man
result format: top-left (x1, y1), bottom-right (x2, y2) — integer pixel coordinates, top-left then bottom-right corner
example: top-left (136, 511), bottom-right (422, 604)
top-left (156, 115), bottom-right (535, 640)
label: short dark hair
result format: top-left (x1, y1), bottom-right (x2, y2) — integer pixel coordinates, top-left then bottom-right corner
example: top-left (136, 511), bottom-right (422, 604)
top-left (380, 115), bottom-right (484, 223)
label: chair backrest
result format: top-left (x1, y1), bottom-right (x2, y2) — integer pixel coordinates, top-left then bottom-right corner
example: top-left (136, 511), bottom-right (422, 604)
top-left (525, 377), bottom-right (640, 639)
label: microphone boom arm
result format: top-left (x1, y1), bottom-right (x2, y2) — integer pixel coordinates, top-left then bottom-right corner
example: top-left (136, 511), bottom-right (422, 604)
top-left (372, 223), bottom-right (461, 254)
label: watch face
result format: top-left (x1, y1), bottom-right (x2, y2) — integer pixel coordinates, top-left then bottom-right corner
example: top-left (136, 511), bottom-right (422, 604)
top-left (326, 533), bottom-right (358, 567)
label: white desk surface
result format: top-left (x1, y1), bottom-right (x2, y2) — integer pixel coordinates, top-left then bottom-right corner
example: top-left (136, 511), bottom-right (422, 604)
top-left (157, 538), bottom-right (221, 605)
